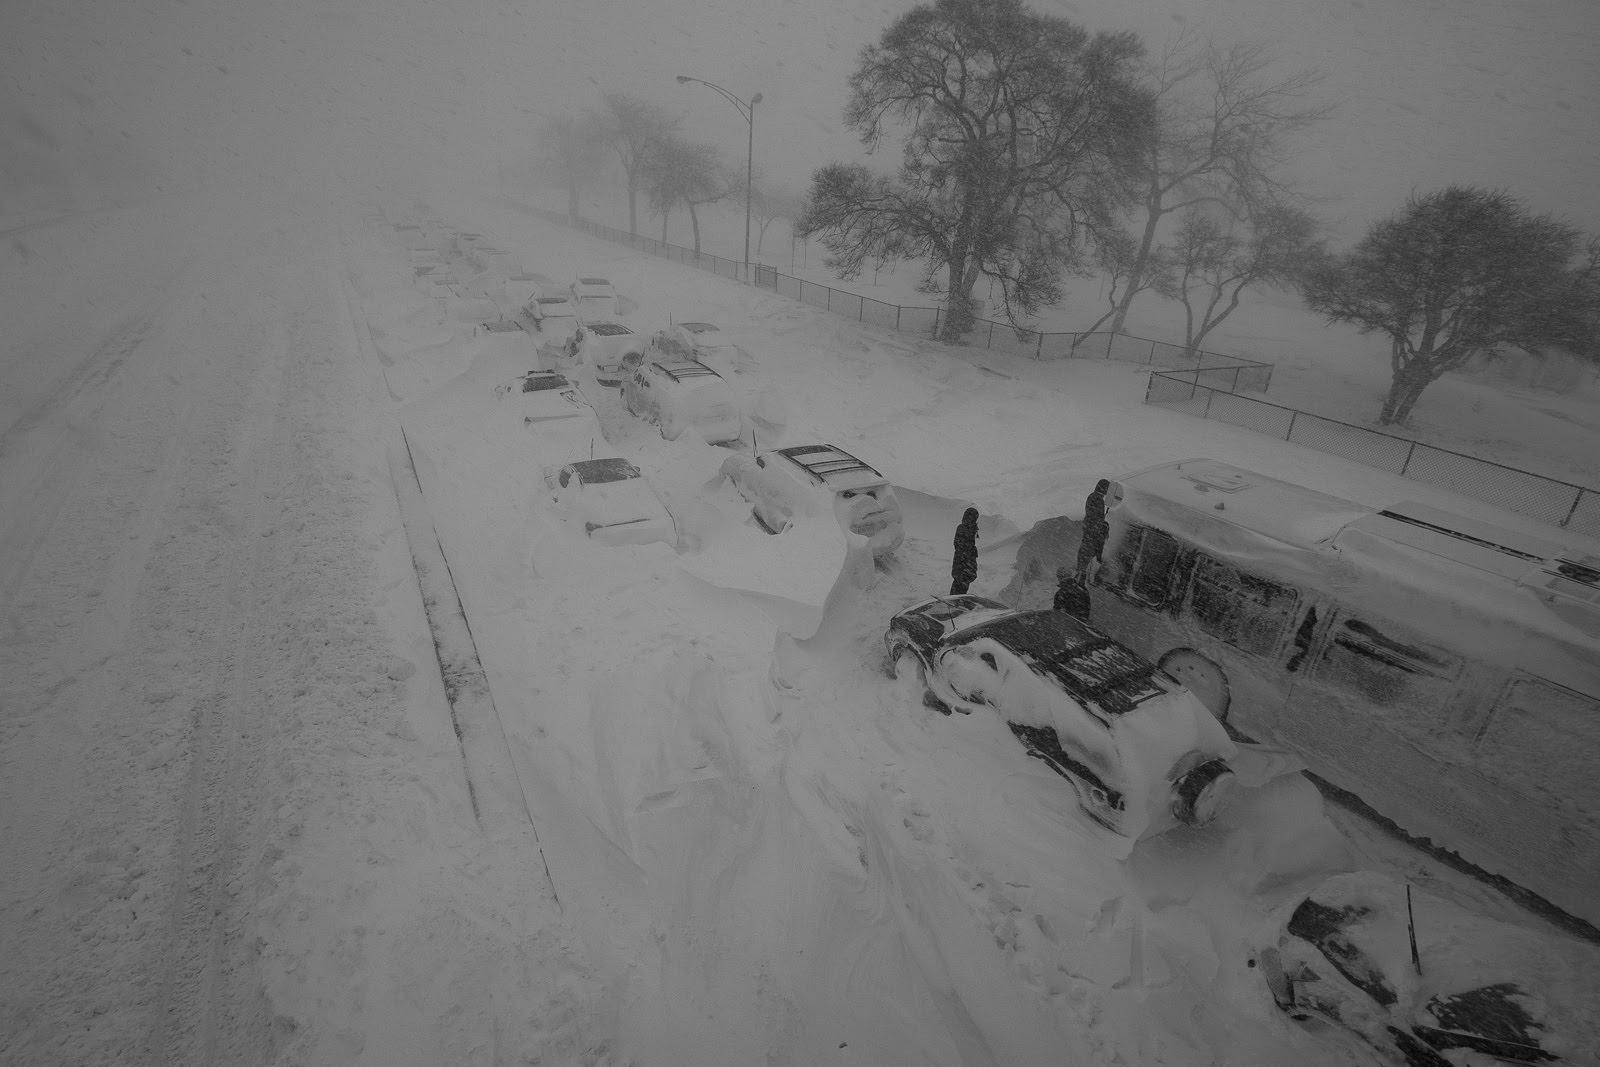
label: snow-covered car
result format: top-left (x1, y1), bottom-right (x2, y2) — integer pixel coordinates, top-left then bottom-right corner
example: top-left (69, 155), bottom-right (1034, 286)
top-left (569, 276), bottom-right (618, 323)
top-left (494, 370), bottom-right (605, 457)
top-left (544, 457), bottom-right (676, 548)
top-left (662, 321), bottom-right (752, 376)
top-left (519, 293), bottom-right (579, 342)
top-left (720, 444), bottom-right (904, 560)
top-left (1257, 872), bottom-right (1580, 1066)
top-left (883, 594), bottom-right (1239, 839)
top-left (576, 322), bottom-right (650, 385)
top-left (620, 356), bottom-right (743, 444)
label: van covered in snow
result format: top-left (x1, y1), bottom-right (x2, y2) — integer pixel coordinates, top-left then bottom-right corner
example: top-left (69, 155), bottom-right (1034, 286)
top-left (1082, 457), bottom-right (1600, 925)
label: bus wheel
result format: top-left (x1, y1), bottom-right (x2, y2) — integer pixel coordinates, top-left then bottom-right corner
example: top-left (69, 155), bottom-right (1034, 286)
top-left (1158, 649), bottom-right (1231, 724)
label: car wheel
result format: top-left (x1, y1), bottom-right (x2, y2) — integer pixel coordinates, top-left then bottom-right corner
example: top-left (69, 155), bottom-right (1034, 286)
top-left (1158, 649), bottom-right (1231, 724)
top-left (1171, 758), bottom-right (1236, 826)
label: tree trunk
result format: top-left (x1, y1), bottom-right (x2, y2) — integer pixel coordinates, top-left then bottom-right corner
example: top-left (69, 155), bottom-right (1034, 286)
top-left (626, 171), bottom-right (638, 235)
top-left (660, 209), bottom-right (668, 244)
top-left (1380, 362), bottom-right (1435, 425)
top-left (1110, 194), bottom-right (1163, 335)
top-left (565, 162), bottom-right (581, 221)
top-left (689, 204), bottom-right (701, 255)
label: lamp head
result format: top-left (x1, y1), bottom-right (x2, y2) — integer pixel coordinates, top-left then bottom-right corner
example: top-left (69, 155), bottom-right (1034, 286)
top-left (675, 75), bottom-right (690, 84)
top-left (751, 92), bottom-right (763, 105)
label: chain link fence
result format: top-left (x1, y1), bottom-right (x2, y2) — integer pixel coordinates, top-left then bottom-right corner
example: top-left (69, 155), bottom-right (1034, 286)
top-left (1148, 372), bottom-right (1600, 536)
top-left (512, 202), bottom-right (1271, 392)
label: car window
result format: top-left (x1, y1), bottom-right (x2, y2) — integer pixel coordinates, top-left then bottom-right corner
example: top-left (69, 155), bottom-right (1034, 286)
top-left (980, 652), bottom-right (997, 670)
top-left (558, 469), bottom-right (572, 488)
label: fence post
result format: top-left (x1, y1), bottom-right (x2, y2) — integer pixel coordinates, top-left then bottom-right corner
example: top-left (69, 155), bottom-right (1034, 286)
top-left (1036, 332), bottom-right (1044, 359)
top-left (988, 321), bottom-right (995, 348)
top-left (896, 306), bottom-right (902, 331)
top-left (1232, 366), bottom-right (1242, 393)
top-left (859, 297), bottom-right (865, 322)
top-left (1150, 339), bottom-right (1157, 364)
top-left (1400, 440), bottom-right (1418, 476)
top-left (1286, 410), bottom-right (1298, 442)
top-left (826, 287), bottom-right (833, 312)
top-left (1561, 488), bottom-right (1584, 529)
top-left (1203, 386), bottom-right (1215, 419)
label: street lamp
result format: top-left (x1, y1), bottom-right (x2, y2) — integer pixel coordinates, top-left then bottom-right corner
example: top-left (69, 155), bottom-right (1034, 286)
top-left (675, 74), bottom-right (762, 279)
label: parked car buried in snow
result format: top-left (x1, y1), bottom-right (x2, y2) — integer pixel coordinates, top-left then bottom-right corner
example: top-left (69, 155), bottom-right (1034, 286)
top-left (661, 320), bottom-right (751, 376)
top-left (1257, 871), bottom-right (1578, 1065)
top-left (576, 322), bottom-right (650, 385)
top-left (620, 356), bottom-right (742, 445)
top-left (720, 444), bottom-right (904, 560)
top-left (494, 370), bottom-right (605, 457)
top-left (519, 293), bottom-right (579, 343)
top-left (883, 593), bottom-right (1239, 839)
top-left (569, 276), bottom-right (618, 323)
top-left (544, 457), bottom-right (676, 548)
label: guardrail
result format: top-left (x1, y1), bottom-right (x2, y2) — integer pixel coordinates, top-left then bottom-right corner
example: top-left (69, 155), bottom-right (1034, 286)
top-left (1147, 371), bottom-right (1600, 536)
top-left (510, 202), bottom-right (1272, 393)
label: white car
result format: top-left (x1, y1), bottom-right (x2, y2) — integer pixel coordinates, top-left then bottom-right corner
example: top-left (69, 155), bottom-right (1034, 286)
top-left (494, 370), bottom-right (605, 457)
top-left (663, 321), bottom-right (752, 376)
top-left (519, 293), bottom-right (579, 343)
top-left (720, 444), bottom-right (904, 560)
top-left (545, 457), bottom-right (676, 548)
top-left (569, 277), bottom-right (618, 323)
top-left (620, 357), bottom-right (743, 445)
top-left (575, 323), bottom-right (650, 385)
top-left (884, 594), bottom-right (1239, 839)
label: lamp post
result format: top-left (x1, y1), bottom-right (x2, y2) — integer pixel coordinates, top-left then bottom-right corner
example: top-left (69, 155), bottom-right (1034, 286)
top-left (675, 75), bottom-right (762, 279)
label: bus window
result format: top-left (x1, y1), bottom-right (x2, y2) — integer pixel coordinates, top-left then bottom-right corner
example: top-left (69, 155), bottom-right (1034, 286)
top-left (1312, 613), bottom-right (1461, 710)
top-left (1188, 555), bottom-right (1299, 657)
top-left (1114, 526), bottom-right (1185, 608)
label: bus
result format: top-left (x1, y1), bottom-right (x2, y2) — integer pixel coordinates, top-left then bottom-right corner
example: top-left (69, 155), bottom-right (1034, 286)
top-left (1078, 458), bottom-right (1600, 927)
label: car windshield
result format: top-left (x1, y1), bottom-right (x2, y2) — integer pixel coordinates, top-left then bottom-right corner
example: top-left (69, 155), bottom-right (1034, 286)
top-left (578, 277), bottom-right (609, 286)
top-left (537, 297), bottom-right (569, 307)
top-left (680, 322), bottom-right (717, 332)
top-left (569, 458), bottom-right (639, 484)
top-left (589, 323), bottom-right (631, 336)
top-left (520, 374), bottom-right (570, 392)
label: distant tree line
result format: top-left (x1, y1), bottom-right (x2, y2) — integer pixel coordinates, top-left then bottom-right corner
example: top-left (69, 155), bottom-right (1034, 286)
top-left (535, 93), bottom-right (805, 259)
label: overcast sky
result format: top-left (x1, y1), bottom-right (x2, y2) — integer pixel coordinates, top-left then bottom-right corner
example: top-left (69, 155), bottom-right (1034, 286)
top-left (7, 0), bottom-right (1599, 241)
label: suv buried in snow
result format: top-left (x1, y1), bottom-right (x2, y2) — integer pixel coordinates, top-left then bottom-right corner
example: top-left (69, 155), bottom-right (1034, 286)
top-left (720, 444), bottom-right (904, 560)
top-left (620, 356), bottom-right (743, 445)
top-left (884, 593), bottom-right (1239, 840)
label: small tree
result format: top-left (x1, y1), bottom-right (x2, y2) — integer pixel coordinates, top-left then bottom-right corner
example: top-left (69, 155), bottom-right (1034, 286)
top-left (641, 135), bottom-right (731, 254)
top-left (1302, 186), bottom-right (1600, 425)
top-left (1167, 200), bottom-right (1320, 355)
top-left (799, 0), bottom-right (1153, 342)
top-left (593, 93), bottom-right (679, 236)
top-left (1073, 228), bottom-right (1174, 343)
top-left (1108, 35), bottom-right (1328, 335)
top-left (744, 179), bottom-right (807, 259)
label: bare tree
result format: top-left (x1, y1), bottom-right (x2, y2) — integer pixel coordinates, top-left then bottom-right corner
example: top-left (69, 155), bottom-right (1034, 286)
top-left (744, 179), bottom-right (807, 259)
top-left (592, 93), bottom-right (679, 236)
top-left (1303, 186), bottom-right (1600, 425)
top-left (1072, 229), bottom-right (1174, 344)
top-left (641, 135), bottom-right (732, 254)
top-left (1166, 199), bottom-right (1320, 355)
top-left (1108, 36), bottom-right (1328, 335)
top-left (798, 0), bottom-right (1153, 342)
top-left (535, 115), bottom-right (603, 221)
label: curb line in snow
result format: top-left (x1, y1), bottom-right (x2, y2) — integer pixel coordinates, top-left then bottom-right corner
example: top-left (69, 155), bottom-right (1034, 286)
top-left (387, 427), bottom-right (564, 913)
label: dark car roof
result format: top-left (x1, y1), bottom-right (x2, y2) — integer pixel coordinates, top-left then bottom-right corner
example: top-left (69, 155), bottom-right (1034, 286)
top-left (567, 458), bottom-right (640, 483)
top-left (775, 444), bottom-right (882, 485)
top-left (945, 610), bottom-right (1167, 716)
top-left (651, 358), bottom-right (720, 382)
top-left (519, 373), bottom-right (571, 392)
